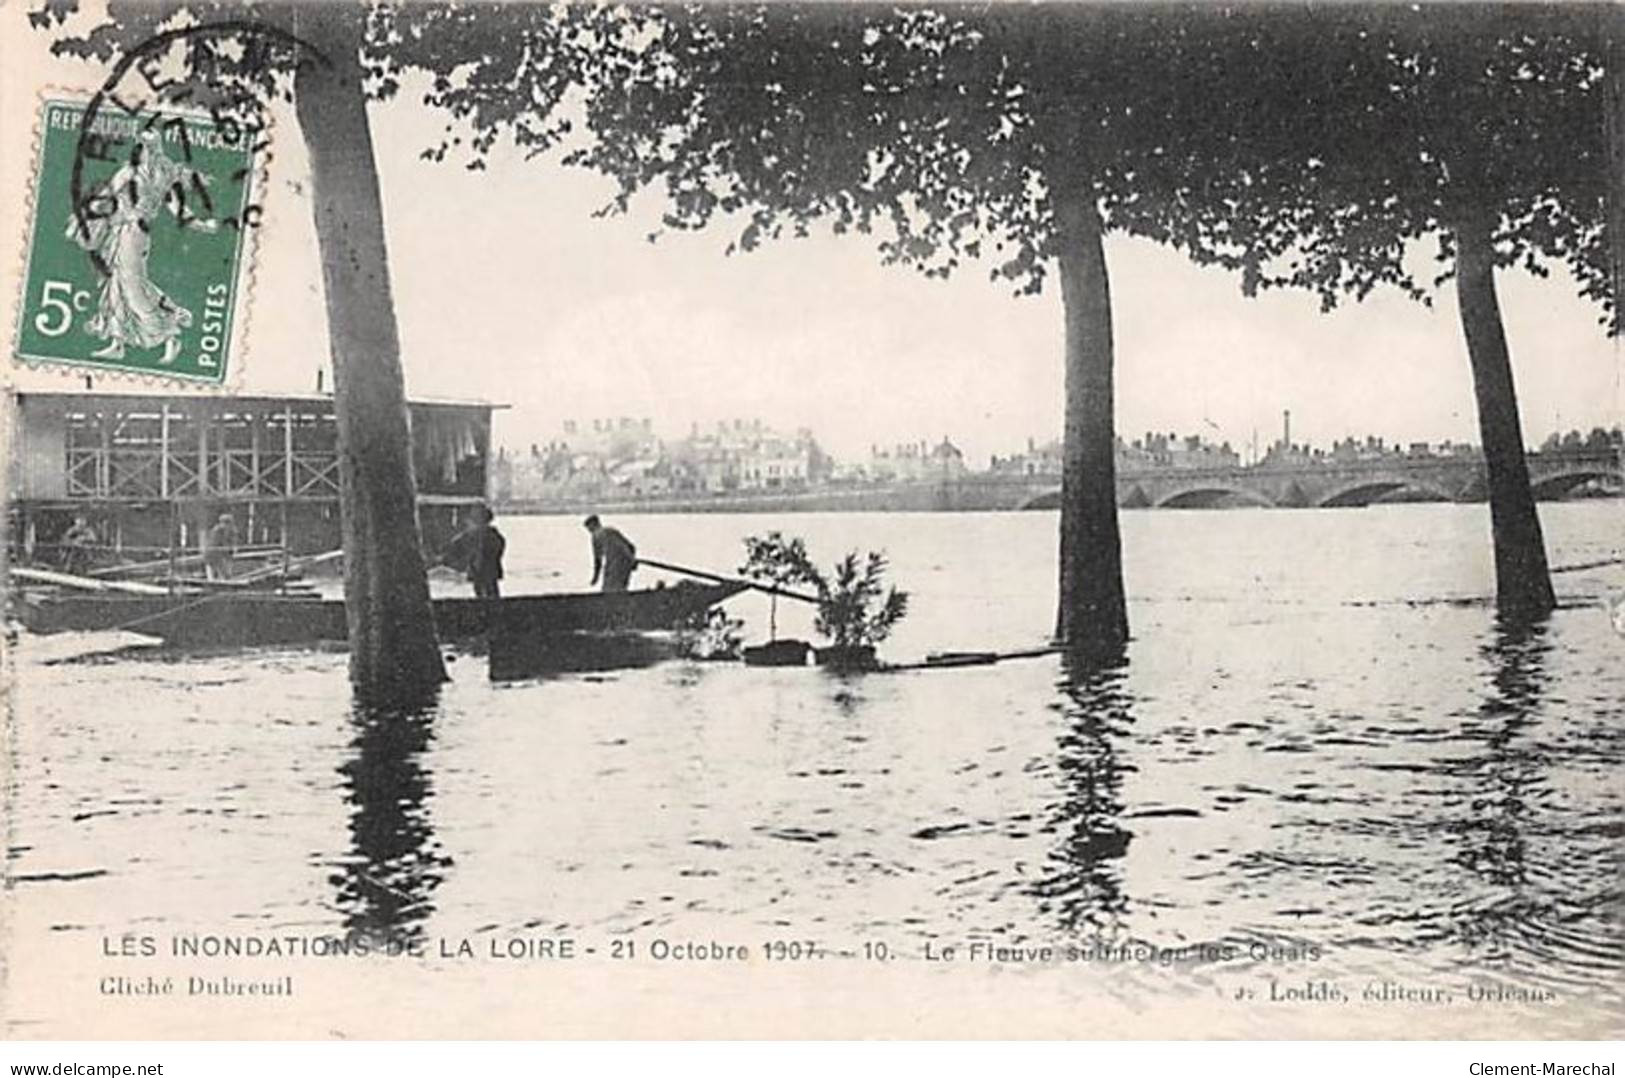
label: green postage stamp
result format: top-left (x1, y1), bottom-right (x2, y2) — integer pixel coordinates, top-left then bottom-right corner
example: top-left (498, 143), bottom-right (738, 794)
top-left (14, 98), bottom-right (261, 384)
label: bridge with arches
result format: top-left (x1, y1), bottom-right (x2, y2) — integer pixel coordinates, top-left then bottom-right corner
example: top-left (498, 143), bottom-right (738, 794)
top-left (950, 450), bottom-right (1622, 511)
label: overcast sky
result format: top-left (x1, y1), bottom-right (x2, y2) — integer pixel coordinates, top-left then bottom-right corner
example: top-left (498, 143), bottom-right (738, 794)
top-left (3, 4), bottom-right (1619, 467)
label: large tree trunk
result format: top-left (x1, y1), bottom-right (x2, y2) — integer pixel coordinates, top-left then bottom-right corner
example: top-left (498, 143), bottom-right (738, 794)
top-left (1452, 213), bottom-right (1556, 618)
top-left (292, 8), bottom-right (447, 699)
top-left (1050, 176), bottom-right (1130, 650)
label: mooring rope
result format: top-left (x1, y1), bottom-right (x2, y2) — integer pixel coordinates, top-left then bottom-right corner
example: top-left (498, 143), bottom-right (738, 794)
top-left (106, 590), bottom-right (241, 635)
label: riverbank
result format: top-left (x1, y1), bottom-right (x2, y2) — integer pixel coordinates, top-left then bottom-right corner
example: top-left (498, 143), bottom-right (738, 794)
top-left (498, 483), bottom-right (1619, 517)
top-left (502, 481), bottom-right (984, 516)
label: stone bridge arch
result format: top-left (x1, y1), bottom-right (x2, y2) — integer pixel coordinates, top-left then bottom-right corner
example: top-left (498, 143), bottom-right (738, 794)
top-left (1316, 477), bottom-right (1458, 508)
top-left (1154, 485), bottom-right (1274, 509)
top-left (1530, 468), bottom-right (1619, 499)
top-left (1019, 489), bottom-right (1062, 510)
top-left (1018, 485), bottom-right (1276, 509)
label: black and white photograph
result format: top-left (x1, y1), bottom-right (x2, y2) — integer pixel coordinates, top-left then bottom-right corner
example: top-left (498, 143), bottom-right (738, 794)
top-left (1, 0), bottom-right (1622, 1046)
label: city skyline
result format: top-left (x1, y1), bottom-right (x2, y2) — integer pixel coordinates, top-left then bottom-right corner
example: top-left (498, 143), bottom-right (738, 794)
top-left (502, 410), bottom-right (1621, 469)
top-left (497, 406), bottom-right (1620, 511)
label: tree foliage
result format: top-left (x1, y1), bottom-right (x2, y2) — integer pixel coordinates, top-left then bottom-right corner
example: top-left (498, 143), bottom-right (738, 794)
top-left (40, 2), bottom-right (1616, 346)
top-left (412, 4), bottom-right (1620, 329)
top-left (363, 2), bottom-right (602, 168)
top-left (739, 530), bottom-right (817, 591)
top-left (424, 3), bottom-right (1095, 291)
top-left (29, 0), bottom-right (600, 164)
top-left (1171, 6), bottom-right (1616, 331)
top-left (813, 551), bottom-right (910, 649)
top-left (739, 529), bottom-right (817, 641)
top-left (740, 532), bottom-right (909, 648)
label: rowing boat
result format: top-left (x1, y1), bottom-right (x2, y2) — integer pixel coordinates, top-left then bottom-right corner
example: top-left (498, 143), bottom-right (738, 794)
top-left (11, 581), bottom-right (748, 650)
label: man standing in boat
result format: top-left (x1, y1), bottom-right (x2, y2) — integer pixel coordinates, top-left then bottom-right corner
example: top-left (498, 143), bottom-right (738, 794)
top-left (585, 515), bottom-right (637, 592)
top-left (59, 514), bottom-right (98, 575)
top-left (443, 504), bottom-right (507, 599)
top-left (203, 512), bottom-right (239, 581)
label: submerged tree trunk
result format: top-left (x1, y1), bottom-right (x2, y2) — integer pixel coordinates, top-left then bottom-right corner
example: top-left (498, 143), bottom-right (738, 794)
top-left (1050, 173), bottom-right (1130, 650)
top-left (292, 7), bottom-right (447, 699)
top-left (1452, 213), bottom-right (1556, 618)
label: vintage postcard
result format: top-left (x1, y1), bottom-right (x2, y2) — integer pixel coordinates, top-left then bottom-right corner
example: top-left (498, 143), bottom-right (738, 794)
top-left (2, 0), bottom-right (1621, 1042)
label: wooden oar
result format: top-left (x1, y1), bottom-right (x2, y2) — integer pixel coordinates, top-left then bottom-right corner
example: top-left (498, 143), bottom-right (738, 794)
top-left (88, 552), bottom-right (207, 577)
top-left (86, 546), bottom-right (285, 578)
top-left (234, 548), bottom-right (343, 584)
top-left (636, 557), bottom-right (822, 605)
top-left (11, 566), bottom-right (170, 595)
top-left (1551, 555), bottom-right (1625, 574)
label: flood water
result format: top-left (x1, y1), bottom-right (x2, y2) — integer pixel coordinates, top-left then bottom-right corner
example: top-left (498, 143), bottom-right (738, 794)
top-left (6, 503), bottom-right (1623, 1037)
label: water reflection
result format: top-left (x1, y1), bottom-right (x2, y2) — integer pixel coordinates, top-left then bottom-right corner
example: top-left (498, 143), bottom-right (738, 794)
top-left (330, 696), bottom-right (451, 945)
top-left (1479, 614), bottom-right (1552, 731)
top-left (487, 631), bottom-right (671, 683)
top-left (1455, 614), bottom-right (1553, 891)
top-left (1445, 612), bottom-right (1563, 976)
top-left (1031, 645), bottom-right (1134, 933)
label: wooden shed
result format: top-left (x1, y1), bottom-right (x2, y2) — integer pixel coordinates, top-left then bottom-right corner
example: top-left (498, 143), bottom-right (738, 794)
top-left (6, 389), bottom-right (504, 565)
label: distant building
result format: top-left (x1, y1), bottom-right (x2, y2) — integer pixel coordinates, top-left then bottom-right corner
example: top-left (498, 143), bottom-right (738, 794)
top-left (829, 459), bottom-right (872, 483)
top-left (868, 443), bottom-right (911, 482)
top-left (505, 416), bottom-right (832, 502)
top-left (607, 457), bottom-right (672, 498)
top-left (993, 433), bottom-right (1238, 476)
top-left (560, 416), bottom-right (659, 460)
top-left (990, 437), bottom-right (1063, 479)
top-left (672, 419), bottom-right (829, 493)
top-left (1328, 435), bottom-right (1395, 462)
top-left (1130, 432), bottom-right (1240, 470)
top-left (1260, 442), bottom-right (1316, 467)
top-left (929, 438), bottom-right (967, 481)
top-left (506, 437), bottom-right (608, 501)
top-left (871, 438), bottom-right (966, 483)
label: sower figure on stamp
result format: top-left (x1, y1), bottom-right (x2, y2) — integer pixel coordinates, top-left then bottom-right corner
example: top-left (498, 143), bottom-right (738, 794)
top-left (203, 512), bottom-right (238, 580)
top-left (442, 504), bottom-right (506, 599)
top-left (585, 515), bottom-right (636, 593)
top-left (65, 130), bottom-right (218, 365)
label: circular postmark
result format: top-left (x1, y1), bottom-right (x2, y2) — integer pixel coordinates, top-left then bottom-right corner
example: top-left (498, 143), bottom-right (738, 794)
top-left (68, 19), bottom-right (325, 247)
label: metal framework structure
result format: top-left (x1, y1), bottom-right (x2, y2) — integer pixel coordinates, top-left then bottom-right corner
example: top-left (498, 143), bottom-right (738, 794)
top-left (63, 402), bottom-right (344, 502)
